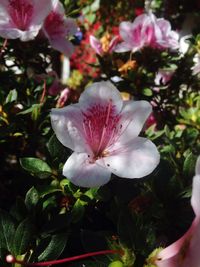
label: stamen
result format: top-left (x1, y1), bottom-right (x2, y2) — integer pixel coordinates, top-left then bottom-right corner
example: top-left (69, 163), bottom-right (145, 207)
top-left (105, 100), bottom-right (112, 125)
top-left (96, 126), bottom-right (106, 156)
top-left (6, 250), bottom-right (123, 266)
top-left (82, 101), bottom-right (122, 158)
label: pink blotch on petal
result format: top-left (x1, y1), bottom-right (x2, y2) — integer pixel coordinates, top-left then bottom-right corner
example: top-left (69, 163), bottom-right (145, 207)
top-left (8, 0), bottom-right (33, 30)
top-left (44, 11), bottom-right (65, 38)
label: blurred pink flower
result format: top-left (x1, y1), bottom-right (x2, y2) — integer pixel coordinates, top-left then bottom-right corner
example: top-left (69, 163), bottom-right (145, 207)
top-left (51, 81), bottom-right (160, 188)
top-left (115, 12), bottom-right (179, 53)
top-left (56, 88), bottom-right (71, 107)
top-left (34, 71), bottom-right (63, 96)
top-left (48, 78), bottom-right (63, 96)
top-left (43, 0), bottom-right (77, 56)
top-left (154, 69), bottom-right (175, 91)
top-left (89, 33), bottom-right (119, 56)
top-left (154, 69), bottom-right (174, 86)
top-left (155, 156), bottom-right (200, 267)
top-left (0, 0), bottom-right (53, 41)
top-left (145, 113), bottom-right (157, 129)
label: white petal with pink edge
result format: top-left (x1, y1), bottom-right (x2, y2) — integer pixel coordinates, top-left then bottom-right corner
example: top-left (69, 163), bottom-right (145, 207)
top-left (32, 0), bottom-right (53, 25)
top-left (114, 42), bottom-right (134, 53)
top-left (116, 100), bottom-right (152, 144)
top-left (119, 21), bottom-right (134, 44)
top-left (49, 38), bottom-right (75, 57)
top-left (50, 104), bottom-right (91, 154)
top-left (101, 137), bottom-right (160, 178)
top-left (79, 81), bottom-right (123, 113)
top-left (63, 152), bottom-right (111, 188)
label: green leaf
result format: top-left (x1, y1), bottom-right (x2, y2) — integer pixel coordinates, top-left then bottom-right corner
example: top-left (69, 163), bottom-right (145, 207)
top-left (164, 125), bottom-right (171, 139)
top-left (25, 187), bottom-right (39, 210)
top-left (5, 89), bottom-right (17, 104)
top-left (18, 103), bottom-right (42, 121)
top-left (183, 152), bottom-right (197, 178)
top-left (108, 261), bottom-right (124, 267)
top-left (71, 199), bottom-right (85, 223)
top-left (20, 157), bottom-right (52, 178)
top-left (37, 234), bottom-right (67, 261)
top-left (0, 210), bottom-right (16, 253)
top-left (142, 88), bottom-right (152, 96)
top-left (90, 0), bottom-right (100, 11)
top-left (13, 219), bottom-right (35, 256)
top-left (47, 134), bottom-right (69, 161)
top-left (37, 184), bottom-right (61, 198)
top-left (86, 13), bottom-right (96, 24)
top-left (18, 103), bottom-right (42, 115)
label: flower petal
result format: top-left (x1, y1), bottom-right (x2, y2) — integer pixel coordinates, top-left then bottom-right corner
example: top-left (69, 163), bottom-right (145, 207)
top-left (64, 18), bottom-right (77, 36)
top-left (114, 42), bottom-right (133, 53)
top-left (109, 36), bottom-right (119, 52)
top-left (63, 152), bottom-right (111, 188)
top-left (117, 100), bottom-right (152, 144)
top-left (183, 218), bottom-right (200, 267)
top-left (155, 229), bottom-right (192, 267)
top-left (32, 0), bottom-right (54, 25)
top-left (191, 159), bottom-right (200, 216)
top-left (89, 35), bottom-right (103, 55)
top-left (0, 1), bottom-right (9, 23)
top-left (119, 21), bottom-right (134, 44)
top-left (102, 137), bottom-right (160, 178)
top-left (79, 81), bottom-right (123, 114)
top-left (49, 37), bottom-right (75, 56)
top-left (50, 104), bottom-right (91, 153)
top-left (0, 26), bottom-right (21, 39)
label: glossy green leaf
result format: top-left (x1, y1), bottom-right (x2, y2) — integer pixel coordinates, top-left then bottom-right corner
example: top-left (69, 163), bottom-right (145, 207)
top-left (71, 199), bottom-right (85, 223)
top-left (20, 157), bottom-right (52, 178)
top-left (13, 219), bottom-right (35, 256)
top-left (0, 210), bottom-right (16, 253)
top-left (183, 152), bottom-right (197, 178)
top-left (37, 234), bottom-right (68, 261)
top-left (25, 187), bottom-right (39, 210)
top-left (5, 89), bottom-right (17, 104)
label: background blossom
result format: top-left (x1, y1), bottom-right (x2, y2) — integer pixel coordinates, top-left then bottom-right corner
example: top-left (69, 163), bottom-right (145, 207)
top-left (0, 0), bottom-right (53, 41)
top-left (115, 12), bottom-right (179, 53)
top-left (154, 156), bottom-right (200, 267)
top-left (42, 0), bottom-right (77, 56)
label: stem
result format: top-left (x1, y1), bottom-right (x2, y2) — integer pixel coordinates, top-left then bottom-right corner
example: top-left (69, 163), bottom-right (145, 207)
top-left (40, 80), bottom-right (47, 104)
top-left (6, 250), bottom-right (123, 266)
top-left (0, 39), bottom-right (8, 58)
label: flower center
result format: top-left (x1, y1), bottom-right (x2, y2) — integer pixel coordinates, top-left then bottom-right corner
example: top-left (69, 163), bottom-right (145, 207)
top-left (44, 11), bottom-right (65, 37)
top-left (82, 100), bottom-right (122, 158)
top-left (9, 0), bottom-right (33, 30)
top-left (100, 33), bottom-right (111, 53)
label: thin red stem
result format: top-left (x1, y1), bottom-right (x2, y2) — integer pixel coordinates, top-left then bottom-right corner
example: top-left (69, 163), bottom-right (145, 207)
top-left (40, 80), bottom-right (47, 104)
top-left (7, 250), bottom-right (123, 266)
top-left (0, 39), bottom-right (8, 58)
